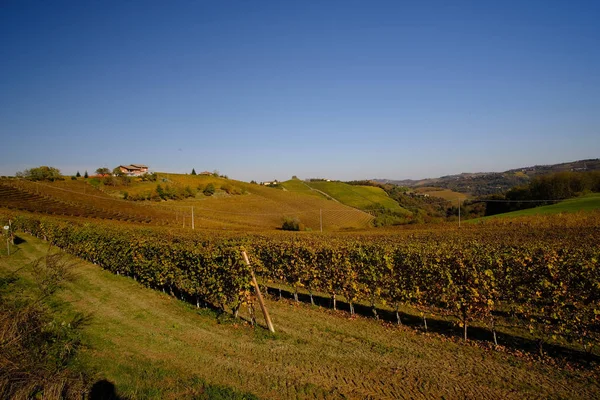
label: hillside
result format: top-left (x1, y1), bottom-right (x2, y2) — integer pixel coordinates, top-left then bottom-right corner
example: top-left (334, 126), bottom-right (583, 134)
top-left (472, 193), bottom-right (600, 220)
top-left (2, 233), bottom-right (598, 399)
top-left (376, 158), bottom-right (600, 196)
top-left (0, 176), bottom-right (374, 231)
top-left (413, 187), bottom-right (469, 202)
top-left (289, 180), bottom-right (408, 213)
top-left (0, 179), bottom-right (171, 224)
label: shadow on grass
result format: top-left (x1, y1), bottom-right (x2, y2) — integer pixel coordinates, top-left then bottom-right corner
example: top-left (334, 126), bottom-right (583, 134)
top-left (90, 380), bottom-right (125, 400)
top-left (266, 286), bottom-right (600, 367)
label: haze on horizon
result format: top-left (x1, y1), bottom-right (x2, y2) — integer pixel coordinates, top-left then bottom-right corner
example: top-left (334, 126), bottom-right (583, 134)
top-left (1, 1), bottom-right (599, 182)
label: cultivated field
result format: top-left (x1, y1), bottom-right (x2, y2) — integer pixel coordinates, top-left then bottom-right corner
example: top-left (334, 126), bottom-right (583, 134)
top-left (1, 175), bottom-right (600, 399)
top-left (2, 234), bottom-right (598, 399)
top-left (302, 181), bottom-right (407, 212)
top-left (413, 186), bottom-right (469, 202)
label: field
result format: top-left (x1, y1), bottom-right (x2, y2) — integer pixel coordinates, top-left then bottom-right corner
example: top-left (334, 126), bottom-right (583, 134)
top-left (302, 181), bottom-right (407, 212)
top-left (2, 175), bottom-right (600, 399)
top-left (413, 186), bottom-right (469, 202)
top-left (152, 174), bottom-right (374, 231)
top-left (474, 193), bottom-right (600, 220)
top-left (0, 177), bottom-right (375, 231)
top-left (2, 233), bottom-right (599, 399)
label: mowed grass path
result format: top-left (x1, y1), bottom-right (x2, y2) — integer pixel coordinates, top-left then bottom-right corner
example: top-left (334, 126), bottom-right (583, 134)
top-left (3, 234), bottom-right (598, 399)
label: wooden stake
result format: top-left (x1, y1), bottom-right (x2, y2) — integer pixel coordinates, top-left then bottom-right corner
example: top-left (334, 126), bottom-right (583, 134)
top-left (242, 251), bottom-right (275, 333)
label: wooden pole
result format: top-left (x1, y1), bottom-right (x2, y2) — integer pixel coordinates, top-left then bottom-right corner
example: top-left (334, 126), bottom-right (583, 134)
top-left (242, 251), bottom-right (275, 333)
top-left (320, 209), bottom-right (323, 232)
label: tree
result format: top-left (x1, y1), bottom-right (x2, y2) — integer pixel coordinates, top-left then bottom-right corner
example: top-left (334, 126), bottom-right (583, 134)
top-left (96, 167), bottom-right (110, 176)
top-left (84, 171), bottom-right (88, 179)
top-left (76, 171), bottom-right (81, 178)
top-left (16, 166), bottom-right (62, 181)
top-left (112, 167), bottom-right (125, 177)
top-left (191, 168), bottom-right (197, 175)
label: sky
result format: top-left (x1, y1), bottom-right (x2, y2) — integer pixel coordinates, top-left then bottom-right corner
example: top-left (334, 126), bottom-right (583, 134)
top-left (1, 0), bottom-right (599, 182)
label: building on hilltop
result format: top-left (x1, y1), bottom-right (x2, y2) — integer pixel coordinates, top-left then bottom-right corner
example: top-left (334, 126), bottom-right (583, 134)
top-left (118, 164), bottom-right (149, 176)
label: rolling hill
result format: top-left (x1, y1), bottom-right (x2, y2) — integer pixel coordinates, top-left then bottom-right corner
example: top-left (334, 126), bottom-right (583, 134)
top-left (471, 193), bottom-right (600, 221)
top-left (284, 180), bottom-right (408, 214)
top-left (0, 174), bottom-right (375, 231)
top-left (376, 158), bottom-right (600, 196)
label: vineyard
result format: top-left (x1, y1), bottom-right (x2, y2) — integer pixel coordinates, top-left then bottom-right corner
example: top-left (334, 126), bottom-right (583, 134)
top-left (0, 177), bottom-right (377, 231)
top-left (3, 209), bottom-right (599, 357)
top-left (0, 180), bottom-right (178, 225)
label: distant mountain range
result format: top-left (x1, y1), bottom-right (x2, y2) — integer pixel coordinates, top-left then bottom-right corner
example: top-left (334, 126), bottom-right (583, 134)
top-left (374, 159), bottom-right (600, 196)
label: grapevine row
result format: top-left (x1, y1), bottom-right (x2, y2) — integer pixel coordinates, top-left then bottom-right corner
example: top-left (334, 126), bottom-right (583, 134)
top-left (5, 212), bottom-right (599, 353)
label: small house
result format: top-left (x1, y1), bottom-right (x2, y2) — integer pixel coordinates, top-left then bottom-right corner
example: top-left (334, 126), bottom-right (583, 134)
top-left (118, 164), bottom-right (149, 176)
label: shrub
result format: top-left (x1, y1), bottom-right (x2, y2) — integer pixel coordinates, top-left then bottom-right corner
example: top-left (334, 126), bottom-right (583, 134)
top-left (282, 217), bottom-right (304, 231)
top-left (0, 253), bottom-right (88, 398)
top-left (140, 172), bottom-right (158, 182)
top-left (203, 183), bottom-right (215, 196)
top-left (221, 183), bottom-right (243, 195)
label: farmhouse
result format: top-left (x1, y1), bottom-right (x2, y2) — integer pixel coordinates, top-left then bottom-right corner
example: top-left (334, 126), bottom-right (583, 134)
top-left (118, 164), bottom-right (149, 176)
top-left (200, 171), bottom-right (212, 176)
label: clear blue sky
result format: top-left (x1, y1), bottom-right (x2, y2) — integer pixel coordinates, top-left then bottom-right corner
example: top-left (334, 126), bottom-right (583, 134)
top-left (1, 0), bottom-right (599, 181)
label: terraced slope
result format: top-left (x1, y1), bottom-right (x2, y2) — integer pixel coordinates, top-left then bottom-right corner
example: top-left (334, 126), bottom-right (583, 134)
top-left (0, 182), bottom-right (154, 223)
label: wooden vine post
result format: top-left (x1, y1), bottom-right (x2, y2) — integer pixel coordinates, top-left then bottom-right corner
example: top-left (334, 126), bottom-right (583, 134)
top-left (242, 250), bottom-right (275, 333)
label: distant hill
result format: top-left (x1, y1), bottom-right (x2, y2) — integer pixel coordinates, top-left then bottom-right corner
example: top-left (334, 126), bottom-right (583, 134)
top-left (375, 158), bottom-right (600, 196)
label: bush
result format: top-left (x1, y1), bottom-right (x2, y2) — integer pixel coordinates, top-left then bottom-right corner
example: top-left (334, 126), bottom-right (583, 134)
top-left (282, 217), bottom-right (304, 231)
top-left (0, 253), bottom-right (88, 398)
top-left (203, 183), bottom-right (215, 196)
top-left (140, 172), bottom-right (158, 182)
top-left (221, 184), bottom-right (243, 195)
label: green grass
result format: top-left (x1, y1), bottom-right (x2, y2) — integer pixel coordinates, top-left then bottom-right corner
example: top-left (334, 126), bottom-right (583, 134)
top-left (305, 181), bottom-right (407, 212)
top-left (474, 193), bottom-right (600, 220)
top-left (2, 234), bottom-right (599, 399)
top-left (280, 179), bottom-right (323, 197)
